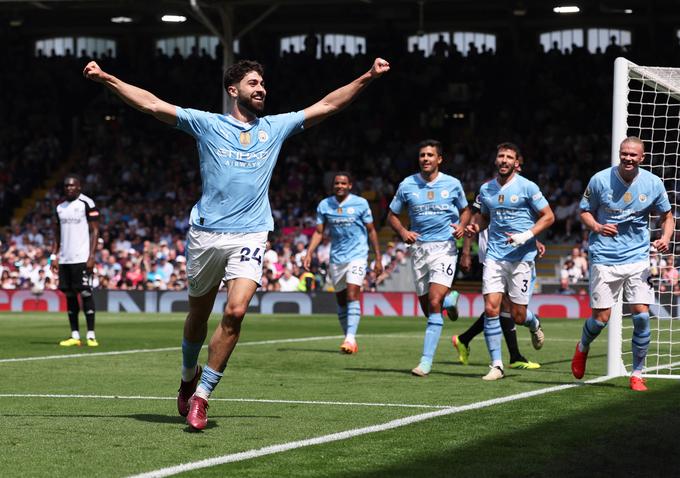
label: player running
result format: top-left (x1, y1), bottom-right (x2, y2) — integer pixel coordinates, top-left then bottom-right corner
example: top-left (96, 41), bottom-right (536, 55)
top-left (454, 154), bottom-right (543, 370)
top-left (572, 136), bottom-right (673, 391)
top-left (304, 172), bottom-right (383, 353)
top-left (84, 57), bottom-right (390, 430)
top-left (387, 139), bottom-right (470, 377)
top-left (465, 142), bottom-right (554, 380)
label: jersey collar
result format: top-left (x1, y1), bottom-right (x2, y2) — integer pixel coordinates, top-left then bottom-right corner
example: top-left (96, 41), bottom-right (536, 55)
top-left (333, 194), bottom-right (353, 207)
top-left (613, 165), bottom-right (640, 187)
top-left (494, 173), bottom-right (518, 191)
top-left (415, 171), bottom-right (441, 186)
top-left (225, 114), bottom-right (258, 129)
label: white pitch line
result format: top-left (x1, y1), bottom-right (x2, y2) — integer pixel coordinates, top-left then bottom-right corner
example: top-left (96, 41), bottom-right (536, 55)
top-left (0, 335), bottom-right (343, 364)
top-left (128, 375), bottom-right (613, 478)
top-left (0, 393), bottom-right (448, 409)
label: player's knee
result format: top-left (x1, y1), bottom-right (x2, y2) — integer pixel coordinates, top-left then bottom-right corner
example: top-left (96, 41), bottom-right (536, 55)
top-left (63, 290), bottom-right (77, 300)
top-left (511, 310), bottom-right (526, 325)
top-left (632, 312), bottom-right (650, 332)
top-left (484, 304), bottom-right (500, 317)
top-left (225, 303), bottom-right (248, 320)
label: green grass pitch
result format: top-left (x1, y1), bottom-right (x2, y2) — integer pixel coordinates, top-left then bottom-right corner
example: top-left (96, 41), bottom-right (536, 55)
top-left (0, 312), bottom-right (679, 477)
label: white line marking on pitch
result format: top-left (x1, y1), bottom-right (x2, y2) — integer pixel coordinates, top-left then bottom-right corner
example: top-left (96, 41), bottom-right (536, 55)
top-left (0, 393), bottom-right (448, 410)
top-left (0, 335), bottom-right (343, 363)
top-left (128, 375), bottom-right (614, 478)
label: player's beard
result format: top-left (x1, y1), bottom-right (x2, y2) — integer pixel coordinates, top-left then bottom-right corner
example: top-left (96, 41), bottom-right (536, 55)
top-left (497, 163), bottom-right (515, 180)
top-left (238, 93), bottom-right (265, 117)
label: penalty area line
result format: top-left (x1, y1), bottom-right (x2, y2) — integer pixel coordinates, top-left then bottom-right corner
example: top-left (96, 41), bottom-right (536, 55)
top-left (128, 375), bottom-right (614, 478)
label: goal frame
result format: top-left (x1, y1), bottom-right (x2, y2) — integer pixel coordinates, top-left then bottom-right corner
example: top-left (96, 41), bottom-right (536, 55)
top-left (608, 57), bottom-right (680, 379)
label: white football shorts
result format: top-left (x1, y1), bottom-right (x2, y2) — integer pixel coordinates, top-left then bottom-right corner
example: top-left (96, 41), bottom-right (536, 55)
top-left (410, 240), bottom-right (458, 296)
top-left (589, 260), bottom-right (654, 309)
top-left (483, 259), bottom-right (534, 305)
top-left (328, 258), bottom-right (367, 292)
top-left (186, 228), bottom-right (268, 297)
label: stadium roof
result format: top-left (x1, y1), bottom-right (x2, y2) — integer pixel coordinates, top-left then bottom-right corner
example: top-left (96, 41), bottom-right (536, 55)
top-left (2, 0), bottom-right (680, 37)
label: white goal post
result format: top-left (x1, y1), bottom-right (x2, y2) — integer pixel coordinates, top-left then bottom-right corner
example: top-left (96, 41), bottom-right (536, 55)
top-left (608, 57), bottom-right (680, 378)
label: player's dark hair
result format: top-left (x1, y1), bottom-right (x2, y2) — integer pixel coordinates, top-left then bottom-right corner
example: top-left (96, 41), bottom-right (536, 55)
top-left (223, 60), bottom-right (265, 91)
top-left (496, 141), bottom-right (521, 158)
top-left (333, 171), bottom-right (353, 183)
top-left (64, 173), bottom-right (82, 184)
top-left (418, 139), bottom-right (443, 157)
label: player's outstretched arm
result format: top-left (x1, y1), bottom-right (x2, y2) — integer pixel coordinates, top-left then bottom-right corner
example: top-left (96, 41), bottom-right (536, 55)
top-left (302, 58), bottom-right (390, 129)
top-left (83, 61), bottom-right (177, 125)
top-left (303, 224), bottom-right (325, 271)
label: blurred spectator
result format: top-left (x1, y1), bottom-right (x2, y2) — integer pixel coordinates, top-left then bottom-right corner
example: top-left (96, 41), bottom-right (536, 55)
top-left (278, 268), bottom-right (300, 292)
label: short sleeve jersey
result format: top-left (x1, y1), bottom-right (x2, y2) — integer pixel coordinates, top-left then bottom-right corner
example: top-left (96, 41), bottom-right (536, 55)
top-left (56, 193), bottom-right (99, 264)
top-left (389, 173), bottom-right (468, 242)
top-left (478, 174), bottom-right (548, 262)
top-left (176, 108), bottom-right (305, 232)
top-left (317, 194), bottom-right (373, 264)
top-left (580, 166), bottom-right (671, 265)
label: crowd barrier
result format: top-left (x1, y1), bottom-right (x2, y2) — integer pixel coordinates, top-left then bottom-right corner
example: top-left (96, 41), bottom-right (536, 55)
top-left (0, 290), bottom-right (594, 318)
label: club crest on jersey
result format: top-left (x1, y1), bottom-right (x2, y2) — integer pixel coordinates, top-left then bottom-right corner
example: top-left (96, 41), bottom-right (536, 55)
top-left (347, 207), bottom-right (355, 214)
top-left (498, 194), bottom-right (505, 204)
top-left (258, 130), bottom-right (269, 143)
top-left (239, 132), bottom-right (251, 146)
top-left (441, 190), bottom-right (450, 199)
top-left (639, 194), bottom-right (647, 203)
top-left (337, 208), bottom-right (343, 214)
top-left (510, 195), bottom-right (519, 203)
top-left (427, 191), bottom-right (435, 200)
top-left (623, 192), bottom-right (633, 203)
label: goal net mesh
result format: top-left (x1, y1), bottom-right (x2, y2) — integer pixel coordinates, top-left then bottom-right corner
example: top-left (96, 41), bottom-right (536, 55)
top-left (623, 64), bottom-right (680, 376)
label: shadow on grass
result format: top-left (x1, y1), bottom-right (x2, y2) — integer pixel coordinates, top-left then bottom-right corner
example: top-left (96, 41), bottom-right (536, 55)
top-left (276, 348), bottom-right (340, 354)
top-left (343, 367), bottom-right (483, 379)
top-left (324, 380), bottom-right (680, 478)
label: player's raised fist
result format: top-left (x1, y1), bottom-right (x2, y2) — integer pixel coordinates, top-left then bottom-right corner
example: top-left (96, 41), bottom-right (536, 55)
top-left (83, 61), bottom-right (106, 82)
top-left (370, 58), bottom-right (390, 78)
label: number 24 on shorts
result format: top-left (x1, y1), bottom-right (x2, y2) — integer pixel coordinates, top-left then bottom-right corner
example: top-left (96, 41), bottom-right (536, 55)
top-left (240, 247), bottom-right (262, 265)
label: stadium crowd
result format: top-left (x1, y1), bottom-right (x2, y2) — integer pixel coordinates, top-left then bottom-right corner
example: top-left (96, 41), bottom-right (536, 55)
top-left (1, 34), bottom-right (678, 293)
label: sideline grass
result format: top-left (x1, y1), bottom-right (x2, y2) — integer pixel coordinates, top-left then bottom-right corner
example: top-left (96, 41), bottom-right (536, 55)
top-left (0, 312), bottom-right (677, 477)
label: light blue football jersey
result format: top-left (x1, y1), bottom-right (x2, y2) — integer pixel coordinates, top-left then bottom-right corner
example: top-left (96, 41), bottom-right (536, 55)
top-left (176, 108), bottom-right (305, 232)
top-left (478, 174), bottom-right (549, 262)
top-left (389, 173), bottom-right (468, 242)
top-left (317, 194), bottom-right (373, 264)
top-left (580, 166), bottom-right (671, 265)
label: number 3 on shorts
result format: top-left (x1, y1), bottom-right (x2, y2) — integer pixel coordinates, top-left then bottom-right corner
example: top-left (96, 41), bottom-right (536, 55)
top-left (240, 247), bottom-right (262, 265)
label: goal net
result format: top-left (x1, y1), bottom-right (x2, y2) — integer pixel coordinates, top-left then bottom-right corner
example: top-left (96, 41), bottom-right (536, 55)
top-left (608, 57), bottom-right (680, 378)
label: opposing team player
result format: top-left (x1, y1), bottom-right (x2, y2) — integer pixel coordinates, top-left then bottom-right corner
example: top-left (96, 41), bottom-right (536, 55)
top-left (52, 174), bottom-right (100, 347)
top-left (454, 154), bottom-right (542, 369)
top-left (465, 142), bottom-right (554, 380)
top-left (84, 57), bottom-right (390, 429)
top-left (304, 172), bottom-right (383, 353)
top-left (572, 136), bottom-right (673, 391)
top-left (387, 139), bottom-right (470, 377)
